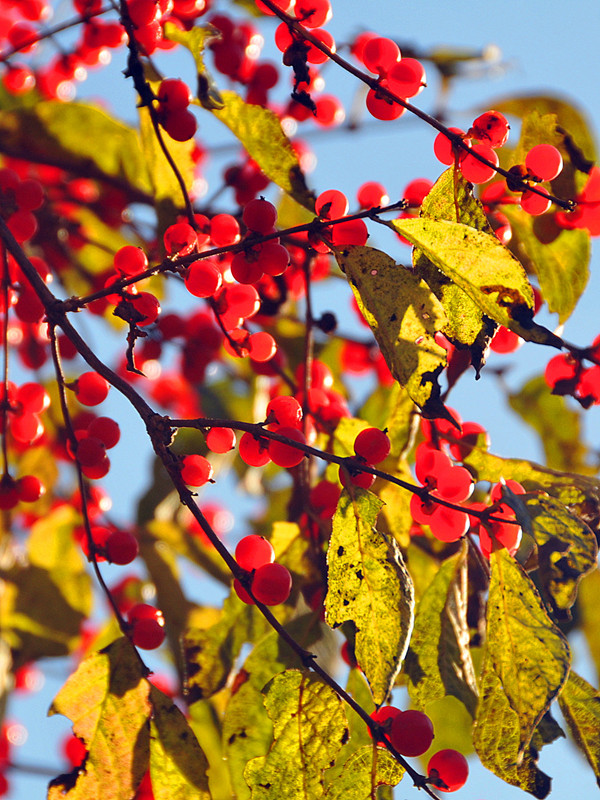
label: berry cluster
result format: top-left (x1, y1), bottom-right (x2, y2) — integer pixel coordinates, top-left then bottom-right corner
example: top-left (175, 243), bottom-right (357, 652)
top-left (544, 338), bottom-right (600, 408)
top-left (128, 603), bottom-right (166, 649)
top-left (156, 77), bottom-right (197, 142)
top-left (233, 534), bottom-right (292, 605)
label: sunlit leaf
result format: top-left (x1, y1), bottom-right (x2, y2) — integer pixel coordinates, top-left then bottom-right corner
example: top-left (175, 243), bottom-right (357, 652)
top-left (188, 700), bottom-right (233, 800)
top-left (0, 505), bottom-right (92, 667)
top-left (149, 685), bottom-right (211, 799)
top-left (325, 487), bottom-right (414, 705)
top-left (0, 102), bottom-right (152, 198)
top-left (508, 375), bottom-right (589, 473)
top-left (213, 91), bottom-right (314, 209)
top-left (463, 445), bottom-right (600, 536)
top-left (336, 245), bottom-right (449, 417)
top-left (525, 493), bottom-right (597, 610)
top-left (578, 569), bottom-right (600, 683)
top-left (493, 94), bottom-right (597, 163)
top-left (325, 745), bottom-right (404, 799)
top-left (414, 169), bottom-right (496, 365)
top-left (404, 543), bottom-right (478, 717)
top-left (183, 591), bottom-right (271, 702)
top-left (558, 670), bottom-right (600, 786)
top-left (48, 637), bottom-right (150, 799)
top-left (222, 616), bottom-right (324, 800)
top-left (245, 669), bottom-right (348, 799)
top-left (473, 550), bottom-right (570, 797)
top-left (504, 206), bottom-right (589, 325)
top-left (163, 23), bottom-right (224, 109)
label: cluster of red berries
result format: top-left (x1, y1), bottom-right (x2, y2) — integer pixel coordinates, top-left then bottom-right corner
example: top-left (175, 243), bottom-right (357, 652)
top-left (0, 379), bottom-right (50, 448)
top-left (369, 705), bottom-right (468, 792)
top-left (0, 168), bottom-right (44, 244)
top-left (233, 534), bottom-right (292, 606)
top-left (351, 35), bottom-right (427, 122)
top-left (339, 427), bottom-right (391, 489)
top-left (544, 338), bottom-right (600, 408)
top-left (72, 414), bottom-right (120, 480)
top-left (0, 472), bottom-right (45, 509)
top-left (414, 409), bottom-right (525, 558)
top-left (314, 189), bottom-right (369, 247)
top-left (156, 77), bottom-right (197, 142)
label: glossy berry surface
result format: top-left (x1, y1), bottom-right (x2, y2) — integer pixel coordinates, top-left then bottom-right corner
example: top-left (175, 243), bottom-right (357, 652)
top-left (235, 534), bottom-right (275, 571)
top-left (181, 454), bottom-right (213, 486)
top-left (353, 427), bottom-right (391, 464)
top-left (427, 749), bottom-right (469, 792)
top-left (389, 709), bottom-right (434, 756)
top-left (251, 562), bottom-right (292, 605)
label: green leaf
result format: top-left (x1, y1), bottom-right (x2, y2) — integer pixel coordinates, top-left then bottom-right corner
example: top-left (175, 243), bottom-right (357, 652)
top-left (183, 591), bottom-right (271, 702)
top-left (149, 685), bottom-right (211, 799)
top-left (508, 375), bottom-right (589, 473)
top-left (138, 91), bottom-right (197, 231)
top-left (245, 670), bottom-right (348, 800)
top-left (414, 169), bottom-right (496, 364)
top-left (222, 615), bottom-right (324, 800)
top-left (0, 102), bottom-right (151, 198)
top-left (393, 216), bottom-right (544, 333)
top-left (0, 505), bottom-right (92, 666)
top-left (473, 550), bottom-right (570, 797)
top-left (503, 205), bottom-right (589, 324)
top-left (558, 670), bottom-right (600, 786)
top-left (48, 637), bottom-right (150, 799)
top-left (325, 745), bottom-right (404, 799)
top-left (578, 569), bottom-right (600, 682)
top-left (325, 488), bottom-right (414, 705)
top-left (525, 493), bottom-right (598, 610)
top-left (463, 444), bottom-right (600, 529)
top-left (213, 91), bottom-right (313, 209)
top-left (404, 543), bottom-right (478, 718)
top-left (335, 245), bottom-right (449, 417)
top-left (188, 700), bottom-right (233, 800)
top-left (492, 94), bottom-right (597, 163)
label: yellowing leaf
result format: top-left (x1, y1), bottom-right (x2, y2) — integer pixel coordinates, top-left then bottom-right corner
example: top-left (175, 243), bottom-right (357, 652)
top-left (335, 245), bottom-right (448, 416)
top-left (504, 205), bottom-right (589, 324)
top-left (324, 745), bottom-right (404, 799)
top-left (393, 217), bottom-right (539, 331)
top-left (578, 569), bottom-right (600, 681)
top-left (558, 670), bottom-right (600, 785)
top-left (0, 505), bottom-right (92, 666)
top-left (214, 91), bottom-right (313, 209)
top-left (473, 550), bottom-right (570, 797)
top-left (508, 375), bottom-right (589, 473)
top-left (0, 102), bottom-right (151, 198)
top-left (245, 670), bottom-right (347, 800)
top-left (404, 543), bottom-right (478, 717)
top-left (414, 169), bottom-right (496, 364)
top-left (222, 615), bottom-right (323, 800)
top-left (325, 488), bottom-right (414, 705)
top-left (149, 686), bottom-right (211, 799)
top-left (184, 592), bottom-right (270, 702)
top-left (525, 493), bottom-right (597, 610)
top-left (48, 637), bottom-right (150, 799)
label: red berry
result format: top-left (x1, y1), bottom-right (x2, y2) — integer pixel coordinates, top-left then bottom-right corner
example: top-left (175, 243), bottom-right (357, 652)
top-left (74, 372), bottom-right (109, 406)
top-left (251, 562), bottom-right (292, 605)
top-left (131, 616), bottom-right (166, 650)
top-left (161, 108), bottom-right (197, 142)
top-left (433, 128), bottom-right (468, 166)
top-left (368, 706), bottom-right (402, 740)
top-left (242, 198), bottom-right (277, 234)
top-left (387, 57), bottom-right (426, 98)
top-left (16, 474), bottom-right (45, 503)
top-left (365, 86), bottom-right (404, 121)
top-left (235, 534), bottom-right (274, 571)
top-left (353, 427), bottom-right (391, 464)
top-left (157, 78), bottom-right (192, 111)
top-left (239, 432), bottom-right (271, 467)
top-left (106, 530), bottom-right (139, 565)
top-left (268, 425), bottom-right (306, 468)
top-left (521, 188), bottom-right (551, 216)
top-left (247, 332), bottom-right (277, 362)
top-left (114, 245), bottom-right (148, 276)
top-left (234, 577), bottom-right (255, 604)
top-left (357, 181), bottom-right (389, 209)
top-left (361, 36), bottom-right (400, 76)
top-left (181, 454), bottom-right (213, 486)
top-left (294, 0), bottom-right (332, 28)
top-left (87, 416), bottom-right (120, 449)
top-left (76, 436), bottom-right (106, 467)
top-left (205, 426), bottom-right (236, 453)
top-left (315, 189), bottom-right (348, 220)
top-left (164, 222), bottom-right (198, 256)
top-left (459, 144), bottom-right (498, 184)
top-left (427, 749), bottom-right (469, 792)
top-left (185, 260), bottom-right (222, 297)
top-left (267, 395), bottom-right (303, 428)
top-left (390, 709), bottom-right (434, 756)
top-left (470, 110), bottom-right (510, 148)
top-left (525, 144), bottom-right (563, 181)
top-left (339, 465), bottom-right (375, 490)
top-left (210, 214), bottom-right (240, 247)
